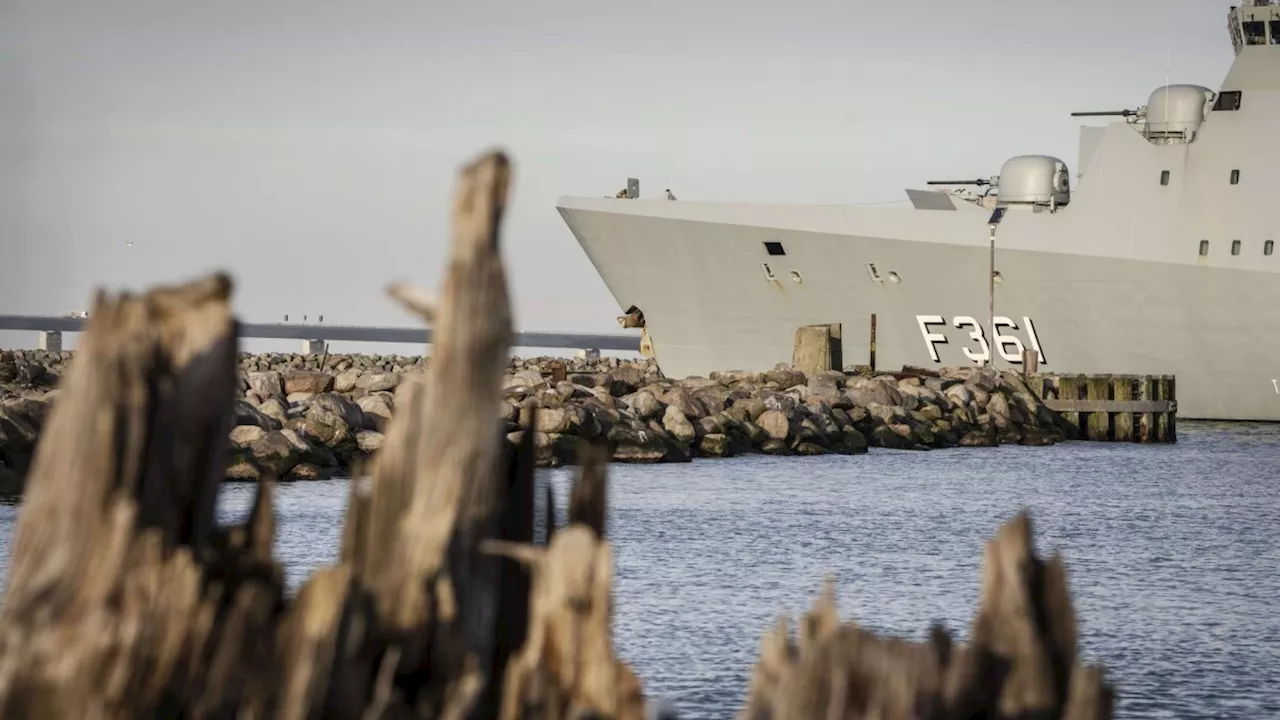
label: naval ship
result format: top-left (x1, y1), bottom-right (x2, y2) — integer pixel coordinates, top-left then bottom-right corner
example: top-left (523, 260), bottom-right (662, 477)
top-left (556, 2), bottom-right (1280, 421)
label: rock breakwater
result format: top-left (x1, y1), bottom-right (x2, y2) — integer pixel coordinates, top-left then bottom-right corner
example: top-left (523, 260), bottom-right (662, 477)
top-left (0, 348), bottom-right (1072, 488)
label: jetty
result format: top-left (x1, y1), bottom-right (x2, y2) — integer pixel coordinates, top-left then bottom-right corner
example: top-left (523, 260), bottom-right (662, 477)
top-left (0, 148), bottom-right (1114, 719)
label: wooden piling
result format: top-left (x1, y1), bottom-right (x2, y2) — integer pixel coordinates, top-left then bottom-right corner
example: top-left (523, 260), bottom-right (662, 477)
top-left (1085, 375), bottom-right (1112, 440)
top-left (1030, 372), bottom-right (1175, 444)
top-left (1137, 375), bottom-right (1155, 443)
top-left (1056, 374), bottom-right (1082, 438)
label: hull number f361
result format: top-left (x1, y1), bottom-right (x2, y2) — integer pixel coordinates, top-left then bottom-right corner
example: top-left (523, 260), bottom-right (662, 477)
top-left (915, 315), bottom-right (1046, 366)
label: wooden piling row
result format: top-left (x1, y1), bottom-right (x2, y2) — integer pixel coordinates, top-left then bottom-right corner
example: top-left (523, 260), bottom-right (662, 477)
top-left (1029, 372), bottom-right (1177, 443)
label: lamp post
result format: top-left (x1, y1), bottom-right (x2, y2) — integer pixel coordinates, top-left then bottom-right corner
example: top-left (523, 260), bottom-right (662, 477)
top-left (986, 206), bottom-right (1006, 369)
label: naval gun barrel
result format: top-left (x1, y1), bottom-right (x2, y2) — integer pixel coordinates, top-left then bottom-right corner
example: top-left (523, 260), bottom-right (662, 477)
top-left (925, 179), bottom-right (992, 186)
top-left (1070, 109), bottom-right (1139, 117)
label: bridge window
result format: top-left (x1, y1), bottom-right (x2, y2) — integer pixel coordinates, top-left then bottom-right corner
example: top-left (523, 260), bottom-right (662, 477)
top-left (1272, 21), bottom-right (1280, 44)
top-left (1232, 239), bottom-right (1242, 256)
top-left (1160, 170), bottom-right (1170, 186)
top-left (1199, 240), bottom-right (1210, 256)
top-left (763, 241), bottom-right (786, 256)
top-left (1230, 169), bottom-right (1240, 185)
top-left (1267, 240), bottom-right (1274, 256)
top-left (1244, 21), bottom-right (1267, 45)
top-left (1213, 91), bottom-right (1242, 111)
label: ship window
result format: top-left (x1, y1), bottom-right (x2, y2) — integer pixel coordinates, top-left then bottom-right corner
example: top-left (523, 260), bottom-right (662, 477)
top-left (1266, 240), bottom-right (1275, 256)
top-left (763, 241), bottom-right (786, 256)
top-left (1199, 240), bottom-right (1210, 256)
top-left (1232, 239), bottom-right (1242, 256)
top-left (1213, 90), bottom-right (1242, 111)
top-left (1271, 21), bottom-right (1280, 44)
top-left (1244, 21), bottom-right (1267, 45)
top-left (1160, 170), bottom-right (1170, 186)
top-left (1230, 169), bottom-right (1240, 185)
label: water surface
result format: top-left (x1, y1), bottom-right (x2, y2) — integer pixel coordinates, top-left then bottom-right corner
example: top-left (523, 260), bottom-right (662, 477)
top-left (1, 420), bottom-right (1276, 718)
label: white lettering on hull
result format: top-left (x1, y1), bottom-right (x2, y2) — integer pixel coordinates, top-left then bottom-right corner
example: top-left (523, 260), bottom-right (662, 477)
top-left (916, 315), bottom-right (1047, 366)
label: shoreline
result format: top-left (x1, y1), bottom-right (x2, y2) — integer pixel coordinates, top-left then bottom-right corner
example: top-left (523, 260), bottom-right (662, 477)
top-left (2, 349), bottom-right (1074, 488)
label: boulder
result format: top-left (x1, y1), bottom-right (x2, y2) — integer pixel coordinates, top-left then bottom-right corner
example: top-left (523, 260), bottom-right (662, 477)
top-left (662, 405), bottom-right (697, 445)
top-left (356, 430), bottom-right (386, 454)
top-left (250, 431), bottom-right (302, 477)
top-left (234, 400), bottom-right (283, 431)
top-left (284, 370), bottom-right (333, 395)
top-left (608, 425), bottom-right (667, 463)
top-left (756, 409), bottom-right (792, 442)
top-left (258, 398), bottom-right (289, 427)
top-left (224, 460), bottom-right (262, 482)
top-left (630, 390), bottom-right (666, 421)
top-left (764, 364), bottom-right (806, 389)
top-left (247, 371), bottom-right (284, 399)
top-left (229, 425), bottom-right (267, 447)
top-left (333, 369), bottom-right (363, 393)
top-left (287, 463), bottom-right (328, 481)
top-left (356, 393), bottom-right (395, 431)
top-left (357, 372), bottom-right (400, 393)
top-left (698, 433), bottom-right (733, 457)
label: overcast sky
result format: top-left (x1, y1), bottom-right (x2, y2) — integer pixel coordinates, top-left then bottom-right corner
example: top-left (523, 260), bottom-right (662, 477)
top-left (0, 0), bottom-right (1237, 354)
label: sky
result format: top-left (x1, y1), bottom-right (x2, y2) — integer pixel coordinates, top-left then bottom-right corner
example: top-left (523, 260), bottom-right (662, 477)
top-left (0, 0), bottom-right (1239, 354)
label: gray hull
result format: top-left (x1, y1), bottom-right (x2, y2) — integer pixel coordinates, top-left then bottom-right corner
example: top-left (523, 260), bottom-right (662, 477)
top-left (558, 200), bottom-right (1278, 421)
top-left (555, 10), bottom-right (1280, 422)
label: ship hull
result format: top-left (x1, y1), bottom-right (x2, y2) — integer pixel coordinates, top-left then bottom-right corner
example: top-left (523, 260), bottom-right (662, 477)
top-left (558, 200), bottom-right (1280, 421)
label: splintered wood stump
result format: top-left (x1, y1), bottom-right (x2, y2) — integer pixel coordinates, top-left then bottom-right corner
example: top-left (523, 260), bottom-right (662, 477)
top-left (0, 148), bottom-right (1116, 720)
top-left (738, 512), bottom-right (1114, 720)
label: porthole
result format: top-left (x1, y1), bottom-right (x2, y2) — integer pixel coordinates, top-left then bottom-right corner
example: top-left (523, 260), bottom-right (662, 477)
top-left (887, 271), bottom-right (901, 284)
top-left (789, 270), bottom-right (803, 284)
top-left (993, 270), bottom-right (1004, 284)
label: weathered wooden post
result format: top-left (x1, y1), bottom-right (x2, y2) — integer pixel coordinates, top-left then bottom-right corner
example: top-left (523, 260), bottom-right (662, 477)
top-left (1058, 374), bottom-right (1082, 437)
top-left (1112, 375), bottom-right (1134, 442)
top-left (548, 360), bottom-right (567, 384)
top-left (869, 313), bottom-right (877, 372)
top-left (1021, 347), bottom-right (1038, 377)
top-left (1136, 375), bottom-right (1154, 443)
top-left (1167, 375), bottom-right (1177, 443)
top-left (1086, 375), bottom-right (1112, 440)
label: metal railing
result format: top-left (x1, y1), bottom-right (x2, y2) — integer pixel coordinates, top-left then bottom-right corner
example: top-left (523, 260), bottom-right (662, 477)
top-left (0, 315), bottom-right (642, 354)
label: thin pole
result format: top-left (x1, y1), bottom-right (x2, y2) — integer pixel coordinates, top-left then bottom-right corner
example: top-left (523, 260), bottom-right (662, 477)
top-left (988, 225), bottom-right (996, 368)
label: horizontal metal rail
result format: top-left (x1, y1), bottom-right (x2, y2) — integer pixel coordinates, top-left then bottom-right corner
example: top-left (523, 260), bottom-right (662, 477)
top-left (0, 315), bottom-right (642, 352)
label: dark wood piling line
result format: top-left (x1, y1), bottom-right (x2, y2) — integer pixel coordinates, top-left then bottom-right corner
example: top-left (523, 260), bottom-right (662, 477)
top-left (1028, 372), bottom-right (1177, 443)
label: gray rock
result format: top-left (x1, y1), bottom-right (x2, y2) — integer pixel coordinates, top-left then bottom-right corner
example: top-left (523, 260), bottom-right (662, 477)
top-left (699, 433), bottom-right (733, 457)
top-left (356, 430), bottom-right (385, 454)
top-left (229, 425), bottom-right (267, 447)
top-left (357, 393), bottom-right (395, 431)
top-left (248, 371), bottom-right (284, 399)
top-left (756, 409), bottom-right (791, 441)
top-left (250, 431), bottom-right (302, 476)
top-left (287, 462), bottom-right (328, 481)
top-left (357, 372), bottom-right (400, 393)
top-left (631, 390), bottom-right (666, 421)
top-left (662, 405), bottom-right (697, 445)
top-left (284, 370), bottom-right (334, 395)
top-left (333, 369), bottom-right (363, 393)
